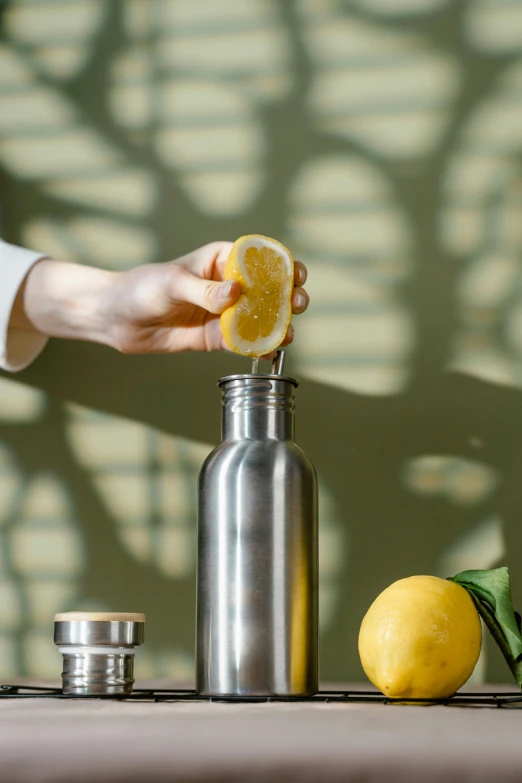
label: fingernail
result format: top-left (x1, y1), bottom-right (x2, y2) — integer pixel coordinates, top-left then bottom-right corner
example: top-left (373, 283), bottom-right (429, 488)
top-left (294, 293), bottom-right (306, 310)
top-left (220, 281), bottom-right (235, 300)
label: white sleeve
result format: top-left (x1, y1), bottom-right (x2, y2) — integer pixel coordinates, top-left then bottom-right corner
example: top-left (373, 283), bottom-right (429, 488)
top-left (0, 240), bottom-right (49, 372)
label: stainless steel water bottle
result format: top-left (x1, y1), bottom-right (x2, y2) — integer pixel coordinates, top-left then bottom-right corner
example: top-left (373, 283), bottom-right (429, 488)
top-left (196, 352), bottom-right (318, 696)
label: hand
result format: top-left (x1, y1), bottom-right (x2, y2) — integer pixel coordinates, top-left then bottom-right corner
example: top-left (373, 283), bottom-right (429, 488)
top-left (104, 242), bottom-right (309, 355)
top-left (12, 242), bottom-right (309, 356)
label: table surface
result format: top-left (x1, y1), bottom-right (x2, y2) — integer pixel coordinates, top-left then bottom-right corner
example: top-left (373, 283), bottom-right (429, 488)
top-left (1, 683), bottom-right (521, 783)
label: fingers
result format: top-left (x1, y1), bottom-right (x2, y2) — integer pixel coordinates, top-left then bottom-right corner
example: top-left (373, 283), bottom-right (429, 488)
top-left (294, 261), bottom-right (307, 287)
top-left (181, 245), bottom-right (307, 286)
top-left (182, 249), bottom-right (309, 311)
top-left (173, 268), bottom-right (241, 314)
top-left (175, 251), bottom-right (308, 350)
top-left (187, 241), bottom-right (234, 281)
top-left (293, 262), bottom-right (308, 314)
top-left (292, 287), bottom-right (309, 314)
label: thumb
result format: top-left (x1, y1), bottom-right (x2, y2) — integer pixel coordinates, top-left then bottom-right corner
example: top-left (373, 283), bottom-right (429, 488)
top-left (175, 270), bottom-right (241, 314)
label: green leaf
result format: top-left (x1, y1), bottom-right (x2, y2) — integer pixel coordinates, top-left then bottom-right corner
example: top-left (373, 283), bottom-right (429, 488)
top-left (464, 590), bottom-right (522, 689)
top-left (448, 567), bottom-right (522, 690)
top-left (449, 567), bottom-right (522, 662)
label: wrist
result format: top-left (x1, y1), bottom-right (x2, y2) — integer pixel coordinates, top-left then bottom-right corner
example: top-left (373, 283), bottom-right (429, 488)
top-left (15, 259), bottom-right (118, 347)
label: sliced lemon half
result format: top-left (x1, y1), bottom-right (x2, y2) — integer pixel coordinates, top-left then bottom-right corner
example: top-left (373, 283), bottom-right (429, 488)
top-left (220, 234), bottom-right (294, 357)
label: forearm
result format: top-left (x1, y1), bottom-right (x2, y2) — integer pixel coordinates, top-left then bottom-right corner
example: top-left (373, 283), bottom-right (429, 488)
top-left (4, 241), bottom-right (304, 362)
top-left (10, 259), bottom-right (117, 346)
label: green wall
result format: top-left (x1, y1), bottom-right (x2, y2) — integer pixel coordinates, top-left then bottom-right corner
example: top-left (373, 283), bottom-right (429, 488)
top-left (1, 0), bottom-right (522, 682)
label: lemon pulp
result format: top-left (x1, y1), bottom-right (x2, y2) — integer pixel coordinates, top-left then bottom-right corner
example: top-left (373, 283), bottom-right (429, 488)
top-left (220, 235), bottom-right (294, 357)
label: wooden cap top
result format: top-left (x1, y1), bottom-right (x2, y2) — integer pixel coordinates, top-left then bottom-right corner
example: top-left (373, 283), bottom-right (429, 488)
top-left (54, 612), bottom-right (146, 623)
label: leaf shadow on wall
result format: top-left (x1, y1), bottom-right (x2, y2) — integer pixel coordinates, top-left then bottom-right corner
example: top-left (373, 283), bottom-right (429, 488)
top-left (4, 341), bottom-right (522, 682)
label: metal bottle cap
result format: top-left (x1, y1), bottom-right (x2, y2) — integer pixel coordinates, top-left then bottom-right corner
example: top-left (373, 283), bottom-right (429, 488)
top-left (54, 612), bottom-right (145, 696)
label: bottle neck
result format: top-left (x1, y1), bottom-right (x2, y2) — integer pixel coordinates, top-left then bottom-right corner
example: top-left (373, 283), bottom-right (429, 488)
top-left (220, 377), bottom-right (296, 441)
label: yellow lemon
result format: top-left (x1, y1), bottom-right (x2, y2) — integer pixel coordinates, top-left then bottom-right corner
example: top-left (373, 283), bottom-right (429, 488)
top-left (220, 234), bottom-right (294, 357)
top-left (358, 575), bottom-right (482, 699)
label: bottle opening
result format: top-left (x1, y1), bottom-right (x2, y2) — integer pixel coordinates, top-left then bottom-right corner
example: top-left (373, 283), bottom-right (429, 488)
top-left (219, 350), bottom-right (298, 388)
top-left (218, 374), bottom-right (299, 388)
